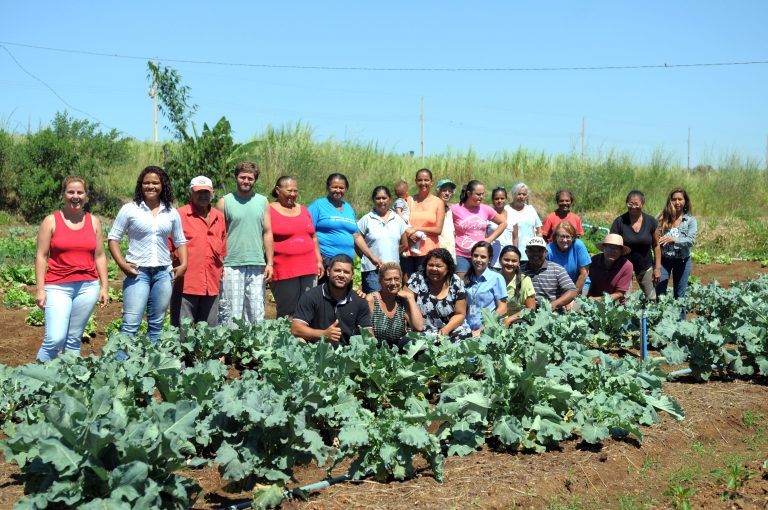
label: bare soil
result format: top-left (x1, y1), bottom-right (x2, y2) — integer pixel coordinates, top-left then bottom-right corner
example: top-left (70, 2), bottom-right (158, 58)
top-left (1, 262), bottom-right (768, 509)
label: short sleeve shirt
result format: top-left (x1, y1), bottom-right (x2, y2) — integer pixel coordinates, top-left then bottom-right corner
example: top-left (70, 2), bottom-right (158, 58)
top-left (175, 204), bottom-right (226, 296)
top-left (541, 211), bottom-right (584, 243)
top-left (451, 203), bottom-right (498, 258)
top-left (465, 268), bottom-right (507, 330)
top-left (521, 260), bottom-right (576, 303)
top-left (546, 239), bottom-right (591, 285)
top-left (587, 254), bottom-right (633, 302)
top-left (357, 211), bottom-right (407, 272)
top-left (308, 198), bottom-right (359, 259)
top-left (507, 205), bottom-right (542, 261)
top-left (488, 205), bottom-right (517, 268)
top-left (505, 274), bottom-right (536, 314)
top-left (407, 272), bottom-right (472, 340)
top-left (292, 284), bottom-right (372, 345)
top-left (393, 197), bottom-right (410, 221)
top-left (611, 212), bottom-right (657, 272)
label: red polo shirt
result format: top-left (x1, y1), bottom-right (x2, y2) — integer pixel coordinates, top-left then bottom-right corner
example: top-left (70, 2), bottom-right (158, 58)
top-left (172, 204), bottom-right (227, 296)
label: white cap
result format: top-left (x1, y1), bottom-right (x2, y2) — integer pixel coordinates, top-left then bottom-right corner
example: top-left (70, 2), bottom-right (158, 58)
top-left (526, 237), bottom-right (547, 249)
top-left (189, 176), bottom-right (213, 192)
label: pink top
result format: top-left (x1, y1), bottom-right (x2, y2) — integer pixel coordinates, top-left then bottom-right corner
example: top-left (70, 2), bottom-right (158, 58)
top-left (45, 211), bottom-right (98, 284)
top-left (270, 205), bottom-right (318, 280)
top-left (451, 203), bottom-right (497, 258)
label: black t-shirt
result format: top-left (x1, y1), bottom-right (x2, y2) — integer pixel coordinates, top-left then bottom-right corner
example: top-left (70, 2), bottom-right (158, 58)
top-left (293, 284), bottom-right (372, 345)
top-left (610, 212), bottom-right (657, 272)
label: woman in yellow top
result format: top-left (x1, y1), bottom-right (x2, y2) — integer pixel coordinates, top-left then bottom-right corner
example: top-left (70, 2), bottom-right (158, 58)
top-left (498, 245), bottom-right (537, 325)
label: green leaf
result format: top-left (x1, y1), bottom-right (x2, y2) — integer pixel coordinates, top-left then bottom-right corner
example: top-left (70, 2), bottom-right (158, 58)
top-left (338, 424), bottom-right (369, 446)
top-left (252, 483), bottom-right (286, 510)
top-left (398, 425), bottom-right (430, 448)
top-left (579, 422), bottom-right (609, 444)
top-left (38, 438), bottom-right (83, 476)
top-left (491, 415), bottom-right (524, 446)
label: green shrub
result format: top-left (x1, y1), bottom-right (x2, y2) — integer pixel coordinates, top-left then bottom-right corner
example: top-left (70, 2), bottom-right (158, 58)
top-left (13, 112), bottom-right (130, 222)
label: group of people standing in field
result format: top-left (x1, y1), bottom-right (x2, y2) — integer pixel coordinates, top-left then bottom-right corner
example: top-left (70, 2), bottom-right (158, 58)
top-left (33, 164), bottom-right (697, 360)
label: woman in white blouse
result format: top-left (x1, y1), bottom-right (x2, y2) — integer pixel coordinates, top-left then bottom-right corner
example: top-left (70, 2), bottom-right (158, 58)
top-left (108, 166), bottom-right (187, 342)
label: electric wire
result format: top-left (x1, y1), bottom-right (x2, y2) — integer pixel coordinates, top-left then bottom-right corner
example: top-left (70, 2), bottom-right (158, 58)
top-left (1, 40), bottom-right (766, 72)
top-left (0, 44), bottom-right (115, 129)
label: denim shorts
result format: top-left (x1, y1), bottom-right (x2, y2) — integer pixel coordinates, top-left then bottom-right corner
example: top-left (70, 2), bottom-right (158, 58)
top-left (456, 256), bottom-right (472, 273)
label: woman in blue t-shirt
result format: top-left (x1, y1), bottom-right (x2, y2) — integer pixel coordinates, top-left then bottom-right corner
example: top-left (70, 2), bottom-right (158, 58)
top-left (545, 220), bottom-right (591, 295)
top-left (308, 173), bottom-right (381, 282)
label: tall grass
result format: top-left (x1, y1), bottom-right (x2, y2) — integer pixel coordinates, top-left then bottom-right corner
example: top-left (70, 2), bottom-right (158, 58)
top-left (96, 141), bottom-right (166, 200)
top-left (9, 122), bottom-right (768, 256)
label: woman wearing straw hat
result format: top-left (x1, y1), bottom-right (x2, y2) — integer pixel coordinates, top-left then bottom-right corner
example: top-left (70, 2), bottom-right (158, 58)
top-left (587, 234), bottom-right (634, 303)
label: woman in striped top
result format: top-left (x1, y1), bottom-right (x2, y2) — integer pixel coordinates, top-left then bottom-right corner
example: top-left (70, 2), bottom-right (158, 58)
top-left (365, 262), bottom-right (424, 347)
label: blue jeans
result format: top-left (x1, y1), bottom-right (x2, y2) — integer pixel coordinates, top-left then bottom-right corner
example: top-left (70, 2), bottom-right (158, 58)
top-left (37, 280), bottom-right (100, 361)
top-left (361, 270), bottom-right (381, 294)
top-left (656, 256), bottom-right (692, 299)
top-left (656, 256), bottom-right (692, 320)
top-left (121, 267), bottom-right (172, 342)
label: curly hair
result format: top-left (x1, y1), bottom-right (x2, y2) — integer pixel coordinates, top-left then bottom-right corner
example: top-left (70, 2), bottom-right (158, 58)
top-left (424, 247), bottom-right (456, 279)
top-left (133, 166), bottom-right (174, 207)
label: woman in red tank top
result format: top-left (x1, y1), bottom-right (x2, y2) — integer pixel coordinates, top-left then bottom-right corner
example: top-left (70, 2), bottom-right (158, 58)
top-left (34, 177), bottom-right (108, 361)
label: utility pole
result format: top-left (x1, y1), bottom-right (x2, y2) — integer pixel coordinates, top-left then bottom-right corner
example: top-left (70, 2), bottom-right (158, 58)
top-left (148, 60), bottom-right (158, 144)
top-left (581, 117), bottom-right (585, 161)
top-left (148, 84), bottom-right (158, 144)
top-left (765, 135), bottom-right (767, 171)
top-left (687, 128), bottom-right (691, 171)
top-left (420, 96), bottom-right (424, 163)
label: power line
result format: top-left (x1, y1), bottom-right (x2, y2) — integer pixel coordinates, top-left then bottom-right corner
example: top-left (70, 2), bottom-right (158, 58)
top-left (1, 40), bottom-right (767, 72)
top-left (0, 44), bottom-right (115, 129)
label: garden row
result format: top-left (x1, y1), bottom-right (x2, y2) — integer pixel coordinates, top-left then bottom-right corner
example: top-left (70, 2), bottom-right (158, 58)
top-left (1, 274), bottom-right (767, 508)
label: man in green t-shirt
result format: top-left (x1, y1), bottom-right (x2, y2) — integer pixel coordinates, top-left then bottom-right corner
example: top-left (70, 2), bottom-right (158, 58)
top-left (215, 161), bottom-right (274, 324)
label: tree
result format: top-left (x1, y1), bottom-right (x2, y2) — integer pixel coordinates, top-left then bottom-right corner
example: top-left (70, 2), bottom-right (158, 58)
top-left (146, 62), bottom-right (259, 203)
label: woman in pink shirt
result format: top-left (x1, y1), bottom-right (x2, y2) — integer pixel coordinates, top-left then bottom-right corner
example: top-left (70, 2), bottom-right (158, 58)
top-left (451, 180), bottom-right (507, 277)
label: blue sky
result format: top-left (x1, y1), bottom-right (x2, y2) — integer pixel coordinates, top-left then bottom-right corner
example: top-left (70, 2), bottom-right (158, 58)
top-left (1, 1), bottom-right (766, 167)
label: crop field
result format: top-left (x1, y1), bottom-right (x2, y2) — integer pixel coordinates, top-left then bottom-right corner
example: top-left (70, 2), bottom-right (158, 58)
top-left (1, 238), bottom-right (767, 510)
